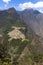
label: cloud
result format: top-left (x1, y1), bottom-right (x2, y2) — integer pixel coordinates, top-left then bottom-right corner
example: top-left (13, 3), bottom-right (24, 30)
top-left (19, 2), bottom-right (34, 10)
top-left (38, 8), bottom-right (43, 13)
top-left (3, 0), bottom-right (11, 3)
top-left (18, 1), bottom-right (43, 13)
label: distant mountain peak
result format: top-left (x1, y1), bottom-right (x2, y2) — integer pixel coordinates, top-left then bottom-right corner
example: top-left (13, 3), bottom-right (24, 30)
top-left (8, 7), bottom-right (15, 11)
top-left (24, 8), bottom-right (33, 11)
top-left (7, 7), bottom-right (16, 13)
top-left (23, 8), bottom-right (40, 15)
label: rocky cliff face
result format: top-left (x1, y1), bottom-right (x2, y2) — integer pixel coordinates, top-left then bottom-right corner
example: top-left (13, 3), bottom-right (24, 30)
top-left (20, 9), bottom-right (43, 37)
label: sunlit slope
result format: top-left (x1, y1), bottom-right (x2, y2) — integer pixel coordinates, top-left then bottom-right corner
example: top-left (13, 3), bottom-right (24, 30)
top-left (8, 26), bottom-right (26, 41)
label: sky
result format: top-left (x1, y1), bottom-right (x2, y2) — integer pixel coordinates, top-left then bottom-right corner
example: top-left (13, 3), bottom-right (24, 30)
top-left (0, 0), bottom-right (43, 13)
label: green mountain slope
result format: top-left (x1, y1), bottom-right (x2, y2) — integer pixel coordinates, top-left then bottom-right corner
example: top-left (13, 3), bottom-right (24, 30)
top-left (0, 8), bottom-right (43, 65)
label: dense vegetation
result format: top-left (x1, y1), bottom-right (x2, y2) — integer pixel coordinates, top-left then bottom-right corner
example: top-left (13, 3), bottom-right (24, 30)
top-left (0, 33), bottom-right (29, 65)
top-left (0, 32), bottom-right (43, 65)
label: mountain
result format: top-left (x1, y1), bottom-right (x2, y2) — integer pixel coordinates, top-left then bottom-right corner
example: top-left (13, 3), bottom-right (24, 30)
top-left (0, 8), bottom-right (20, 27)
top-left (0, 8), bottom-right (43, 65)
top-left (0, 8), bottom-right (26, 36)
top-left (20, 8), bottom-right (43, 37)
